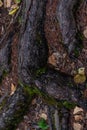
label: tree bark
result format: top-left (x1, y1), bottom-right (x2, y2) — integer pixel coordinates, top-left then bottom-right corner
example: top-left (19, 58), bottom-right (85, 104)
top-left (0, 0), bottom-right (86, 129)
top-left (0, 85), bottom-right (33, 130)
top-left (56, 0), bottom-right (81, 55)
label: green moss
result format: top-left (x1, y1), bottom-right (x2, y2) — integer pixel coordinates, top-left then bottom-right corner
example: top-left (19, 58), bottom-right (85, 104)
top-left (0, 69), bottom-right (9, 84)
top-left (63, 101), bottom-right (76, 109)
top-left (5, 85), bottom-right (33, 130)
top-left (74, 41), bottom-right (83, 57)
top-left (74, 48), bottom-right (79, 57)
top-left (38, 118), bottom-right (49, 130)
top-left (3, 69), bottom-right (9, 77)
top-left (36, 31), bottom-right (43, 45)
top-left (78, 32), bottom-right (84, 41)
top-left (35, 67), bottom-right (46, 77)
top-left (18, 16), bottom-right (22, 24)
top-left (9, 83), bottom-right (75, 130)
top-left (73, 29), bottom-right (84, 57)
top-left (0, 96), bottom-right (8, 111)
top-left (19, 81), bottom-right (76, 110)
top-left (67, 81), bottom-right (74, 88)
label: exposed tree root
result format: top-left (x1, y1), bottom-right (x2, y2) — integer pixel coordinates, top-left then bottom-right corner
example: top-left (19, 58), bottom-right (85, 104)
top-left (0, 31), bottom-right (14, 78)
top-left (0, 85), bottom-right (33, 130)
top-left (18, 0), bottom-right (48, 84)
top-left (56, 0), bottom-right (81, 55)
top-left (0, 0), bottom-right (86, 129)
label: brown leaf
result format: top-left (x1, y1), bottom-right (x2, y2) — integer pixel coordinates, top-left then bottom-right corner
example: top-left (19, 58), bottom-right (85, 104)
top-left (73, 106), bottom-right (83, 115)
top-left (74, 68), bottom-right (86, 84)
top-left (74, 115), bottom-right (83, 121)
top-left (74, 74), bottom-right (86, 84)
top-left (4, 0), bottom-right (12, 8)
top-left (0, 0), bottom-right (3, 7)
top-left (83, 26), bottom-right (87, 39)
top-left (73, 123), bottom-right (83, 130)
top-left (39, 113), bottom-right (47, 120)
top-left (10, 83), bottom-right (16, 95)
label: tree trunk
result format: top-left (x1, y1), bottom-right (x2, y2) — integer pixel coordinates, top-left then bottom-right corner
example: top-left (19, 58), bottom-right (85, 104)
top-left (0, 0), bottom-right (86, 129)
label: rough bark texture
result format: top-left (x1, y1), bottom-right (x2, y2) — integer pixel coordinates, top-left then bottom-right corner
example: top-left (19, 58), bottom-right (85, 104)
top-left (34, 68), bottom-right (87, 110)
top-left (0, 85), bottom-right (33, 130)
top-left (56, 0), bottom-right (80, 54)
top-left (0, 31), bottom-right (14, 78)
top-left (0, 0), bottom-right (86, 129)
top-left (18, 0), bottom-right (48, 84)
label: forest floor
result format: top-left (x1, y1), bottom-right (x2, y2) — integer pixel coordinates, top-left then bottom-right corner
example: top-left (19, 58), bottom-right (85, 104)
top-left (0, 0), bottom-right (87, 130)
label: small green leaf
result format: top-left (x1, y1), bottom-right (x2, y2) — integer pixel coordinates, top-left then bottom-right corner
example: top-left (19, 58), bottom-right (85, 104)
top-left (38, 118), bottom-right (49, 130)
top-left (63, 101), bottom-right (76, 109)
top-left (15, 0), bottom-right (21, 4)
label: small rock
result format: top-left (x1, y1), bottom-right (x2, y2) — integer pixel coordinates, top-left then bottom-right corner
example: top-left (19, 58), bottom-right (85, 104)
top-left (73, 123), bottom-right (83, 130)
top-left (73, 106), bottom-right (83, 115)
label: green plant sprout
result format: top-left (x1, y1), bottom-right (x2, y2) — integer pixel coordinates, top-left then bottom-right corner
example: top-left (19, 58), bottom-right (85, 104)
top-left (38, 118), bottom-right (49, 130)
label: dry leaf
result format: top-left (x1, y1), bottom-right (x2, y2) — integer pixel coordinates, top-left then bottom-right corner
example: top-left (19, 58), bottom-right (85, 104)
top-left (4, 0), bottom-right (12, 8)
top-left (83, 26), bottom-right (87, 39)
top-left (7, 0), bottom-right (12, 7)
top-left (73, 106), bottom-right (83, 115)
top-left (74, 67), bottom-right (86, 84)
top-left (74, 74), bottom-right (86, 84)
top-left (39, 113), bottom-right (47, 120)
top-left (0, 0), bottom-right (3, 7)
top-left (11, 4), bottom-right (18, 9)
top-left (9, 6), bottom-right (19, 15)
top-left (73, 123), bottom-right (83, 130)
top-left (74, 115), bottom-right (83, 121)
top-left (48, 53), bottom-right (58, 66)
top-left (14, 0), bottom-right (21, 4)
top-left (10, 83), bottom-right (16, 95)
top-left (78, 67), bottom-right (85, 75)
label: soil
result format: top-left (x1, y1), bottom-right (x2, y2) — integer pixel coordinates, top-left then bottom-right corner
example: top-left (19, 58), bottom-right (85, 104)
top-left (0, 0), bottom-right (87, 130)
